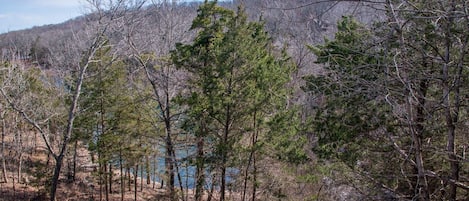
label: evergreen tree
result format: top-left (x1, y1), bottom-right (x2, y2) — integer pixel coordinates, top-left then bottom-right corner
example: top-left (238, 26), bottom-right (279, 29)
top-left (305, 16), bottom-right (388, 162)
top-left (172, 1), bottom-right (296, 200)
top-left (76, 45), bottom-right (150, 200)
top-left (305, 6), bottom-right (469, 199)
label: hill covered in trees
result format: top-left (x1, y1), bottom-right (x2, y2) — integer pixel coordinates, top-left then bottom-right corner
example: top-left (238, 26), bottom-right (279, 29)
top-left (1, 0), bottom-right (468, 201)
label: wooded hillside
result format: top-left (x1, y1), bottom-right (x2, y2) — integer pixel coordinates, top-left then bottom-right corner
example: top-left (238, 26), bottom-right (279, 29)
top-left (0, 1), bottom-right (468, 201)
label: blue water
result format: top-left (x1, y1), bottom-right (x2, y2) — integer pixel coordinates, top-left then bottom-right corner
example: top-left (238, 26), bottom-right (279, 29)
top-left (134, 146), bottom-right (239, 189)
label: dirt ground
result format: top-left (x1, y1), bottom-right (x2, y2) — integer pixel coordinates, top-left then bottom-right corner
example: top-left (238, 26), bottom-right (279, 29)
top-left (0, 143), bottom-right (241, 201)
top-left (0, 142), bottom-right (169, 201)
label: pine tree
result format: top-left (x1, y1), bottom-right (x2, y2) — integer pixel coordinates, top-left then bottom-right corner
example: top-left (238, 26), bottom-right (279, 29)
top-left (76, 44), bottom-right (150, 200)
top-left (305, 6), bottom-right (469, 199)
top-left (305, 16), bottom-right (387, 163)
top-left (172, 1), bottom-right (296, 200)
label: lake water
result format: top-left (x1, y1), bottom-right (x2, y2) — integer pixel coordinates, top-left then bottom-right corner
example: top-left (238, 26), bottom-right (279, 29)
top-left (135, 146), bottom-right (239, 189)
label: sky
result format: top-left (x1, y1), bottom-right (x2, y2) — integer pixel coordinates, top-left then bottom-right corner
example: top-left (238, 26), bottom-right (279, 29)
top-left (0, 0), bottom-right (85, 33)
top-left (0, 0), bottom-right (213, 34)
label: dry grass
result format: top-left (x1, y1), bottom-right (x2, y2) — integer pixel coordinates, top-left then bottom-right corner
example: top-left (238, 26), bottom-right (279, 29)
top-left (0, 140), bottom-right (242, 201)
top-left (0, 136), bottom-right (170, 201)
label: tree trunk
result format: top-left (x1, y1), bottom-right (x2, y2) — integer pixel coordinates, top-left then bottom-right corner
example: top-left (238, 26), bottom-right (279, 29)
top-left (152, 154), bottom-right (157, 189)
top-left (15, 118), bottom-right (23, 185)
top-left (99, 159), bottom-right (103, 201)
top-left (12, 171), bottom-right (15, 196)
top-left (109, 163), bottom-right (113, 196)
top-left (221, 163), bottom-right (226, 201)
top-left (49, 34), bottom-right (99, 200)
top-left (220, 110), bottom-right (231, 201)
top-left (408, 78), bottom-right (430, 201)
top-left (443, 60), bottom-right (459, 201)
top-left (120, 151), bottom-right (124, 201)
top-left (184, 137), bottom-right (190, 201)
top-left (208, 173), bottom-right (216, 201)
top-left (146, 156), bottom-right (151, 185)
top-left (243, 112), bottom-right (258, 201)
top-left (134, 165), bottom-right (138, 201)
top-left (195, 134), bottom-right (205, 201)
top-left (72, 141), bottom-right (78, 182)
top-left (105, 161), bottom-right (109, 201)
top-left (242, 151), bottom-right (252, 201)
top-left (445, 119), bottom-right (458, 201)
top-left (127, 167), bottom-right (131, 192)
top-left (1, 114), bottom-right (8, 183)
top-left (173, 149), bottom-right (185, 200)
top-left (442, 5), bottom-right (461, 198)
top-left (165, 121), bottom-right (175, 199)
top-left (251, 132), bottom-right (258, 201)
top-left (140, 164), bottom-right (143, 192)
top-left (17, 153), bottom-right (23, 185)
top-left (50, 154), bottom-right (64, 201)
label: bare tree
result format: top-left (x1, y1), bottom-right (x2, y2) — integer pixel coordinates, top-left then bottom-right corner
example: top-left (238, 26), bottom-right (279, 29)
top-left (0, 2), bottom-right (131, 200)
top-left (382, 1), bottom-right (469, 200)
top-left (125, 1), bottom-right (195, 199)
top-left (0, 109), bottom-right (7, 183)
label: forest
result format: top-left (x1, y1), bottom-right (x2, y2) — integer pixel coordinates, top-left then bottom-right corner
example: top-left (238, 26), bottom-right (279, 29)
top-left (0, 0), bottom-right (468, 200)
